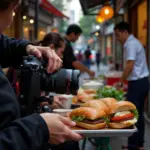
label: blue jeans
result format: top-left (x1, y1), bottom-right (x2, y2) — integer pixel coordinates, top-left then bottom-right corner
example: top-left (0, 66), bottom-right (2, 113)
top-left (127, 77), bottom-right (149, 149)
top-left (84, 59), bottom-right (91, 69)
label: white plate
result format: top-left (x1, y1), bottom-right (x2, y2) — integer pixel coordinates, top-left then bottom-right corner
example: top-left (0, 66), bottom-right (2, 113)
top-left (73, 127), bottom-right (137, 137)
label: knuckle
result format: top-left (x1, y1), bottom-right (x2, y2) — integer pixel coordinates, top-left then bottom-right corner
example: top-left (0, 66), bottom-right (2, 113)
top-left (59, 137), bottom-right (65, 143)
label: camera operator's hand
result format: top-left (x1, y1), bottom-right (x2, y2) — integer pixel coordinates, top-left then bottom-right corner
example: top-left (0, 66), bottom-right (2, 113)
top-left (26, 45), bottom-right (62, 73)
top-left (51, 96), bottom-right (67, 109)
top-left (40, 113), bottom-right (83, 144)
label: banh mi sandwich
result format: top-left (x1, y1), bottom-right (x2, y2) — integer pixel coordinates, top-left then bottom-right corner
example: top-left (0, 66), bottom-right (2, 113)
top-left (100, 98), bottom-right (117, 109)
top-left (77, 88), bottom-right (85, 97)
top-left (108, 101), bottom-right (138, 129)
top-left (70, 107), bottom-right (108, 129)
top-left (77, 94), bottom-right (96, 103)
top-left (76, 88), bottom-right (96, 103)
top-left (83, 100), bottom-right (109, 114)
top-left (83, 89), bottom-right (97, 94)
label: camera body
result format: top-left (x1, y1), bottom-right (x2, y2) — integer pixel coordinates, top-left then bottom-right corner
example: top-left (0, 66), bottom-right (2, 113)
top-left (19, 56), bottom-right (80, 115)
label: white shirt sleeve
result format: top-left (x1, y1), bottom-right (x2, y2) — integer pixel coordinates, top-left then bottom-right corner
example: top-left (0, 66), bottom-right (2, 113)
top-left (125, 42), bottom-right (137, 61)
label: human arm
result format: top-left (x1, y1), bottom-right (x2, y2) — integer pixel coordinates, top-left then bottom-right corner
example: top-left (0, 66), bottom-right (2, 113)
top-left (0, 113), bottom-right (82, 150)
top-left (40, 95), bottom-right (67, 109)
top-left (120, 60), bottom-right (134, 83)
top-left (0, 114), bottom-right (49, 150)
top-left (116, 42), bottom-right (136, 87)
top-left (0, 35), bottom-right (62, 73)
top-left (72, 61), bottom-right (95, 78)
top-left (0, 34), bottom-right (30, 68)
top-left (50, 96), bottom-right (67, 109)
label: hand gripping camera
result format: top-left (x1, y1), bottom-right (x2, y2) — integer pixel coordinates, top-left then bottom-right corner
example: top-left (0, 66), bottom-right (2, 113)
top-left (19, 56), bottom-right (80, 115)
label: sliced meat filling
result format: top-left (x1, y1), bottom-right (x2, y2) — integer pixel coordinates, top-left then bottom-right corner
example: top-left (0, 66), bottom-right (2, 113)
top-left (82, 118), bottom-right (105, 124)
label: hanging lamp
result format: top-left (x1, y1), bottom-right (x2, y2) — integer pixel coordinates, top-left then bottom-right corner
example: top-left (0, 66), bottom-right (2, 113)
top-left (99, 0), bottom-right (114, 20)
top-left (96, 15), bottom-right (105, 23)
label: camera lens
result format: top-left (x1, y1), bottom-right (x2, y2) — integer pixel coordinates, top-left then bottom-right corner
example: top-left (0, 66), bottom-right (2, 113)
top-left (41, 69), bottom-right (80, 95)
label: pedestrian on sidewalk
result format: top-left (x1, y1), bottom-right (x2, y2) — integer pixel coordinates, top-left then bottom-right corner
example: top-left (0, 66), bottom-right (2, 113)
top-left (84, 45), bottom-right (92, 69)
top-left (96, 50), bottom-right (101, 72)
top-left (63, 24), bottom-right (95, 78)
top-left (77, 50), bottom-right (83, 63)
top-left (114, 21), bottom-right (149, 150)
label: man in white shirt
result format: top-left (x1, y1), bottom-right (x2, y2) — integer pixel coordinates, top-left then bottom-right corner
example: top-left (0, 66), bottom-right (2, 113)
top-left (114, 21), bottom-right (149, 150)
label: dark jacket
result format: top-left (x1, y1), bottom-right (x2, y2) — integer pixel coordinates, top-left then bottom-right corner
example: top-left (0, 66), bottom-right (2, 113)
top-left (0, 34), bottom-right (49, 149)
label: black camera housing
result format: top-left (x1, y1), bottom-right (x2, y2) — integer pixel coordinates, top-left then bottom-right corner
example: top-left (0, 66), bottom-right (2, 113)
top-left (19, 56), bottom-right (80, 115)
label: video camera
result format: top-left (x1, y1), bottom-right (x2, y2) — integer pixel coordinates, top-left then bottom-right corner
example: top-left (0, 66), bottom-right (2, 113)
top-left (19, 56), bottom-right (80, 115)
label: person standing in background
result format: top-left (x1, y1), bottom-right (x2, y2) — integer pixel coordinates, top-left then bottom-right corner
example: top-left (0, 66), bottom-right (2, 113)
top-left (84, 45), bottom-right (92, 69)
top-left (114, 21), bottom-right (149, 150)
top-left (77, 50), bottom-right (83, 63)
top-left (63, 24), bottom-right (95, 78)
top-left (96, 51), bottom-right (101, 72)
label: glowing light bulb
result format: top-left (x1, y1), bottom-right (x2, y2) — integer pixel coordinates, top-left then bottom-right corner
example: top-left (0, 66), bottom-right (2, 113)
top-left (13, 12), bottom-right (15, 17)
top-left (30, 19), bottom-right (34, 24)
top-left (23, 16), bottom-right (27, 20)
top-left (105, 9), bottom-right (109, 15)
top-left (95, 32), bottom-right (99, 36)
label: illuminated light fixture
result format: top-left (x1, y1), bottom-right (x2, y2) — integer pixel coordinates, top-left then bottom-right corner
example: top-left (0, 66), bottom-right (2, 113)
top-left (23, 15), bottom-right (27, 20)
top-left (96, 15), bottom-right (104, 23)
top-left (24, 28), bottom-right (29, 32)
top-left (96, 25), bottom-right (100, 30)
top-left (30, 19), bottom-right (34, 24)
top-left (13, 12), bottom-right (15, 17)
top-left (95, 32), bottom-right (99, 36)
top-left (40, 31), bottom-right (45, 35)
top-left (99, 4), bottom-right (114, 20)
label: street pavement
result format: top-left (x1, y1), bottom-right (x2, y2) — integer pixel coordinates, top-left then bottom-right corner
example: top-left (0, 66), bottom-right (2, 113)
top-left (79, 63), bottom-right (150, 150)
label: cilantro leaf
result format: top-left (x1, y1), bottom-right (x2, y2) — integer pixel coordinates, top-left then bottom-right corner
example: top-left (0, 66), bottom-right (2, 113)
top-left (72, 116), bottom-right (85, 122)
top-left (95, 86), bottom-right (126, 101)
top-left (131, 109), bottom-right (139, 119)
top-left (102, 117), bottom-right (110, 123)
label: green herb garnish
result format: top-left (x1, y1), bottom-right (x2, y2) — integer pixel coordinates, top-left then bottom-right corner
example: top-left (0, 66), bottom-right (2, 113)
top-left (95, 86), bottom-right (126, 101)
top-left (131, 109), bottom-right (139, 119)
top-left (72, 116), bottom-right (85, 122)
top-left (102, 117), bottom-right (110, 124)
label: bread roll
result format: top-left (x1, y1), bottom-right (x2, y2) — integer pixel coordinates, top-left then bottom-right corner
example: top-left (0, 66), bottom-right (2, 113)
top-left (100, 97), bottom-right (117, 108)
top-left (108, 117), bottom-right (137, 129)
top-left (76, 121), bottom-right (106, 130)
top-left (83, 89), bottom-right (97, 94)
top-left (70, 107), bottom-right (106, 120)
top-left (77, 94), bottom-right (96, 102)
top-left (83, 100), bottom-right (109, 114)
top-left (108, 101), bottom-right (136, 115)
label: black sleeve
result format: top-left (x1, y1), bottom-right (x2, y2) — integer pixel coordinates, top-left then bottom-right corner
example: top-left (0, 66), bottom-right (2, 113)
top-left (63, 44), bottom-right (77, 68)
top-left (0, 114), bottom-right (49, 150)
top-left (0, 67), bottom-right (20, 129)
top-left (0, 34), bottom-right (30, 68)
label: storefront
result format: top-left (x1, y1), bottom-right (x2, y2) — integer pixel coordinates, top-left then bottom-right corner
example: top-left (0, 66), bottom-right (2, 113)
top-left (126, 0), bottom-right (150, 115)
top-left (105, 24), bottom-right (114, 56)
top-left (3, 0), bottom-right (68, 41)
top-left (137, 0), bottom-right (147, 49)
top-left (22, 6), bottom-right (53, 41)
top-left (127, 0), bottom-right (147, 46)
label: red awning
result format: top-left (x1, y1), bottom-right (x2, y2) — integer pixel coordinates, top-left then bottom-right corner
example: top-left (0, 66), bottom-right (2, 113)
top-left (40, 0), bottom-right (69, 19)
